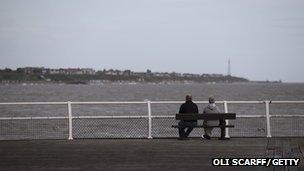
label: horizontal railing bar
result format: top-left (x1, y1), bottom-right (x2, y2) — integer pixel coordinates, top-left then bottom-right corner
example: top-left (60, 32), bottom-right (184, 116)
top-left (71, 101), bottom-right (147, 105)
top-left (152, 115), bottom-right (267, 118)
top-left (73, 115), bottom-right (148, 119)
top-left (152, 115), bottom-right (270, 118)
top-left (152, 115), bottom-right (175, 118)
top-left (237, 115), bottom-right (265, 118)
top-left (0, 102), bottom-right (67, 105)
top-left (271, 101), bottom-right (304, 104)
top-left (271, 114), bottom-right (304, 117)
top-left (0, 116), bottom-right (68, 120)
top-left (225, 101), bottom-right (264, 104)
top-left (151, 101), bottom-right (210, 104)
top-left (149, 101), bottom-right (265, 104)
top-left (0, 114), bottom-right (303, 120)
top-left (0, 100), bottom-right (303, 105)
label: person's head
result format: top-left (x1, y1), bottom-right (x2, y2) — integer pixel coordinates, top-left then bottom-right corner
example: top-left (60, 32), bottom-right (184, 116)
top-left (209, 95), bottom-right (215, 104)
top-left (185, 94), bottom-right (192, 102)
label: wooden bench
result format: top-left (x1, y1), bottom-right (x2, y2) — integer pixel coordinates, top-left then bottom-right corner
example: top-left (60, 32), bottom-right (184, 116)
top-left (172, 113), bottom-right (236, 139)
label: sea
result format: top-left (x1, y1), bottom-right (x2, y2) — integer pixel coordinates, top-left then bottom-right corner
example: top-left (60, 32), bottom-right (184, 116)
top-left (0, 83), bottom-right (304, 139)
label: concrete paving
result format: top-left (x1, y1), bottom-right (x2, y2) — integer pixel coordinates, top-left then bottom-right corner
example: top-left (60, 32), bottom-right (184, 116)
top-left (0, 138), bottom-right (303, 171)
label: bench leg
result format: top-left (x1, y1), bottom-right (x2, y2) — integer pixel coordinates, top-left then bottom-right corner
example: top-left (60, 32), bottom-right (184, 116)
top-left (219, 119), bottom-right (229, 140)
top-left (220, 126), bottom-right (225, 139)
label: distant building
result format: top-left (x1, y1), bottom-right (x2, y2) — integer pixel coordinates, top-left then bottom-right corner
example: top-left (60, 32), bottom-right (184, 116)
top-left (115, 70), bottom-right (124, 76)
top-left (105, 69), bottom-right (117, 75)
top-left (211, 74), bottom-right (223, 77)
top-left (55, 68), bottom-right (95, 75)
top-left (123, 70), bottom-right (131, 76)
top-left (50, 69), bottom-right (60, 74)
top-left (64, 68), bottom-right (82, 75)
top-left (23, 67), bottom-right (36, 74)
top-left (133, 72), bottom-right (146, 77)
top-left (59, 68), bottom-right (66, 74)
top-left (183, 73), bottom-right (200, 78)
top-left (23, 67), bottom-right (47, 74)
top-left (201, 74), bottom-right (209, 77)
top-left (146, 69), bottom-right (152, 77)
top-left (154, 72), bottom-right (162, 77)
top-left (170, 72), bottom-right (182, 77)
top-left (42, 68), bottom-right (50, 74)
top-left (154, 72), bottom-right (170, 77)
top-left (162, 73), bottom-right (171, 77)
top-left (81, 68), bottom-right (95, 75)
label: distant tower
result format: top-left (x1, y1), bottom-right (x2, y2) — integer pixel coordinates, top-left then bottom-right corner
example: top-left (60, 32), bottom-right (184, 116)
top-left (227, 59), bottom-right (231, 76)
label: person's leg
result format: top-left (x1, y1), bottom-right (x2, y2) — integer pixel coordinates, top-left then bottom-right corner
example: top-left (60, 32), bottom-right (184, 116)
top-left (178, 121), bottom-right (186, 138)
top-left (220, 126), bottom-right (225, 139)
top-left (184, 122), bottom-right (197, 137)
top-left (204, 127), bottom-right (212, 136)
top-left (203, 121), bottom-right (211, 139)
top-left (185, 127), bottom-right (193, 137)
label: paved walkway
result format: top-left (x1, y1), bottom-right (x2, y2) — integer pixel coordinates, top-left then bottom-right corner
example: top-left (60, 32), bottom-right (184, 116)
top-left (0, 138), bottom-right (303, 170)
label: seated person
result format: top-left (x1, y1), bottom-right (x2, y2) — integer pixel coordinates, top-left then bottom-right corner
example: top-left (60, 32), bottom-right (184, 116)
top-left (202, 96), bottom-right (221, 140)
top-left (178, 95), bottom-right (199, 139)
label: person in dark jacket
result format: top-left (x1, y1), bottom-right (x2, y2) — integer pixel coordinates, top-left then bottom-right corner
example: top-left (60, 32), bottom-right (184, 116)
top-left (178, 95), bottom-right (199, 139)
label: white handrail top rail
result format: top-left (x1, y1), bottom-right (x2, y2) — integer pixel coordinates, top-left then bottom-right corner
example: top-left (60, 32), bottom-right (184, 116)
top-left (0, 100), bottom-right (304, 105)
top-left (72, 101), bottom-right (147, 104)
top-left (271, 101), bottom-right (304, 103)
top-left (0, 102), bottom-right (68, 105)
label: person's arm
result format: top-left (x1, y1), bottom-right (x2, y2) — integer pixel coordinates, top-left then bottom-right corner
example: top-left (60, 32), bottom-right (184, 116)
top-left (215, 106), bottom-right (220, 113)
top-left (202, 107), bottom-right (206, 114)
top-left (195, 104), bottom-right (199, 113)
top-left (179, 104), bottom-right (184, 113)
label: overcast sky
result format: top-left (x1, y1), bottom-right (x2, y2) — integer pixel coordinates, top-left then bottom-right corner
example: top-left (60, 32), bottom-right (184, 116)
top-left (0, 0), bottom-right (304, 82)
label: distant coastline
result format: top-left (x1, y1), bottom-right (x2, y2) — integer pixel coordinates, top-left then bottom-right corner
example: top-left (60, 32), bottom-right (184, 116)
top-left (0, 67), bottom-right (282, 85)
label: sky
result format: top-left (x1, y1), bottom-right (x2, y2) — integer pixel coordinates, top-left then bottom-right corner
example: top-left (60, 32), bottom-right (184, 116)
top-left (0, 0), bottom-right (304, 82)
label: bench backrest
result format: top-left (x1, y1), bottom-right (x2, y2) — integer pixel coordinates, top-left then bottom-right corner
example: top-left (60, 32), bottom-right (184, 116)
top-left (175, 113), bottom-right (236, 121)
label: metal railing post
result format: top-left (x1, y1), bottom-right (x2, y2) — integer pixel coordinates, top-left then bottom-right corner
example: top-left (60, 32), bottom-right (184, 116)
top-left (224, 101), bottom-right (230, 138)
top-left (67, 101), bottom-right (73, 140)
top-left (265, 100), bottom-right (272, 138)
top-left (147, 101), bottom-right (152, 139)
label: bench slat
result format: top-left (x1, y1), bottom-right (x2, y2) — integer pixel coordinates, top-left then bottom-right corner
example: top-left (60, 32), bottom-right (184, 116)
top-left (171, 125), bottom-right (235, 128)
top-left (175, 113), bottom-right (236, 121)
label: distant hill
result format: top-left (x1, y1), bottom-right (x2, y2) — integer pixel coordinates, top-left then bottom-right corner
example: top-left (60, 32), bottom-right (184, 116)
top-left (0, 67), bottom-right (249, 84)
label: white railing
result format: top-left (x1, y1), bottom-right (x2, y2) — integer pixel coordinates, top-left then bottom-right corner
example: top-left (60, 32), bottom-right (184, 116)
top-left (0, 100), bottom-right (304, 140)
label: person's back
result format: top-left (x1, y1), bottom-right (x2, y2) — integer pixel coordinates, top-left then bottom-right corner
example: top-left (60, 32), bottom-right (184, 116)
top-left (202, 96), bottom-right (220, 139)
top-left (177, 95), bottom-right (198, 139)
top-left (203, 103), bottom-right (220, 114)
top-left (179, 100), bottom-right (199, 122)
top-left (179, 101), bottom-right (198, 113)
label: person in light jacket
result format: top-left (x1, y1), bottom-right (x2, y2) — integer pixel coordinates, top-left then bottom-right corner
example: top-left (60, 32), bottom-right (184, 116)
top-left (202, 96), bottom-right (220, 139)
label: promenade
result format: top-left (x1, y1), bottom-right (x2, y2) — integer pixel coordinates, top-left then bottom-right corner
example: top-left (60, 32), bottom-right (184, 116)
top-left (0, 138), bottom-right (303, 171)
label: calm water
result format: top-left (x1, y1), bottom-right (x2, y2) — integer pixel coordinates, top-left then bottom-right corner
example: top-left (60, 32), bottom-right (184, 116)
top-left (0, 83), bottom-right (304, 139)
top-left (1, 83), bottom-right (304, 117)
top-left (1, 83), bottom-right (304, 102)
